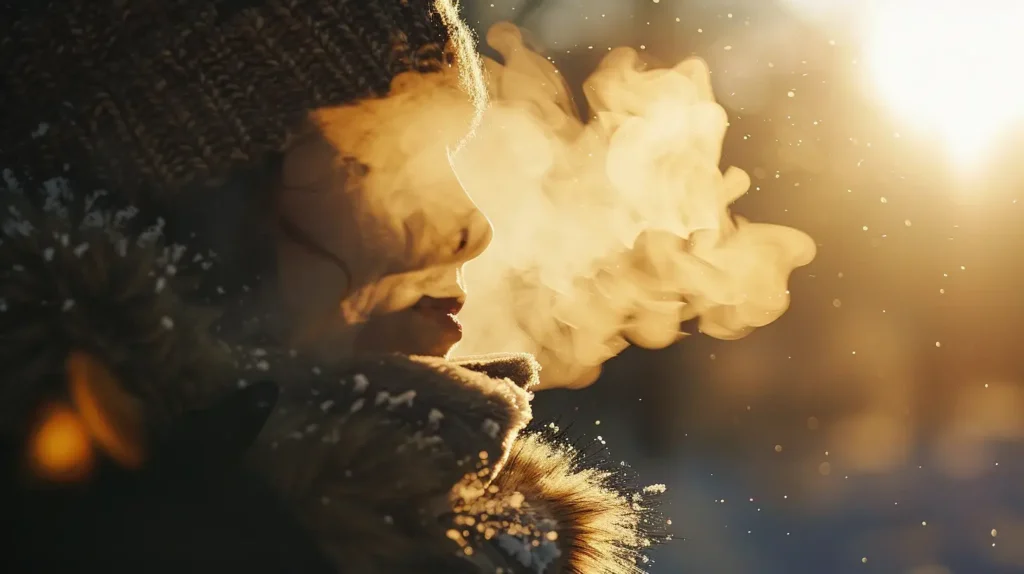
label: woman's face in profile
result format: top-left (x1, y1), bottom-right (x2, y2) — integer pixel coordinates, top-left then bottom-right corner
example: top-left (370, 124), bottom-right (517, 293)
top-left (274, 80), bottom-right (492, 359)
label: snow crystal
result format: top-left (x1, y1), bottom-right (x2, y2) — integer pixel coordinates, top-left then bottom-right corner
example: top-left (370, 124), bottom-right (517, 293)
top-left (112, 206), bottom-right (139, 228)
top-left (30, 122), bottom-right (49, 138)
top-left (169, 243), bottom-right (186, 263)
top-left (255, 360), bottom-right (269, 371)
top-left (2, 168), bottom-right (21, 192)
top-left (72, 242), bottom-right (89, 257)
top-left (643, 484), bottom-right (668, 495)
top-left (160, 315), bottom-right (174, 330)
top-left (352, 373), bottom-right (369, 394)
top-left (137, 217), bottom-right (165, 246)
top-left (349, 398), bottom-right (365, 413)
top-left (320, 400), bottom-right (335, 412)
top-left (375, 390), bottom-right (416, 410)
top-left (428, 408), bottom-right (445, 426)
top-left (481, 419), bottom-right (501, 439)
top-left (42, 247), bottom-right (54, 261)
top-left (0, 299), bottom-right (6, 312)
top-left (41, 178), bottom-right (71, 217)
top-left (3, 217), bottom-right (33, 237)
top-left (62, 299), bottom-right (75, 311)
top-left (155, 277), bottom-right (166, 293)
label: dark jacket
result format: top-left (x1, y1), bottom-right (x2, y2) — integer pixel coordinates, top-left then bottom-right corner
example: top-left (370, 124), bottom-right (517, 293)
top-left (0, 184), bottom-right (664, 572)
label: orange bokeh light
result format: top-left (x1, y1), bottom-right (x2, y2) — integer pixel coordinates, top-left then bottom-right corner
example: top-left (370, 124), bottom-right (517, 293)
top-left (28, 403), bottom-right (94, 482)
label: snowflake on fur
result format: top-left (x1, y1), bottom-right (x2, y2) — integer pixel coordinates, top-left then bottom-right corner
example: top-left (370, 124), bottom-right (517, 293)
top-left (0, 173), bottom-right (228, 432)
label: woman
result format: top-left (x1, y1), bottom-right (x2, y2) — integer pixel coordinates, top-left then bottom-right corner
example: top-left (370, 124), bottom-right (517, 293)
top-left (0, 1), bottom-right (664, 572)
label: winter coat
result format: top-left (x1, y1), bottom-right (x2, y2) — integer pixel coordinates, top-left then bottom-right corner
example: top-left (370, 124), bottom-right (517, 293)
top-left (0, 179), bottom-right (664, 573)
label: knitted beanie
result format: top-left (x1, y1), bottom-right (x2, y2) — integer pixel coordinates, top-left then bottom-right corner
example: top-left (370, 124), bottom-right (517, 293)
top-left (0, 0), bottom-right (484, 203)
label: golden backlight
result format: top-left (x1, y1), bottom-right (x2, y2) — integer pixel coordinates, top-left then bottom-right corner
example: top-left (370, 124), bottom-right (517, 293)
top-left (863, 1), bottom-right (1024, 166)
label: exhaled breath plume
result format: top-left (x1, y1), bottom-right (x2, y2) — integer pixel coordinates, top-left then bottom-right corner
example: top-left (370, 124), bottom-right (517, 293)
top-left (448, 23), bottom-right (815, 388)
top-left (445, 23), bottom-right (816, 389)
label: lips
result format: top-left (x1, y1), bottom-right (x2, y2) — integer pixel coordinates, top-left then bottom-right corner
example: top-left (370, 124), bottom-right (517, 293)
top-left (412, 296), bottom-right (464, 316)
top-left (412, 296), bottom-right (465, 330)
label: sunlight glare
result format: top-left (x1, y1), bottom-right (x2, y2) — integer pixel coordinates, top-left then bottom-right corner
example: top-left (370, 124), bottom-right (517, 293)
top-left (863, 1), bottom-right (1024, 166)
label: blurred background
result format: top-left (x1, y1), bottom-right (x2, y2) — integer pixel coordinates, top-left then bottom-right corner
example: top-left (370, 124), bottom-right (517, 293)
top-left (461, 1), bottom-right (1024, 572)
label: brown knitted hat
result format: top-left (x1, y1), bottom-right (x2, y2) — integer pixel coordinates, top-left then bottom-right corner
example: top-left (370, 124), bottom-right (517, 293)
top-left (0, 0), bottom-right (483, 202)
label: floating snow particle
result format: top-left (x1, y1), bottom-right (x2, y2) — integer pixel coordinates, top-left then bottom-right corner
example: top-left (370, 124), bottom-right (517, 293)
top-left (320, 400), bottom-right (335, 412)
top-left (350, 398), bottom-right (365, 413)
top-left (73, 243), bottom-right (89, 257)
top-left (237, 379), bottom-right (250, 389)
top-left (255, 360), bottom-right (269, 371)
top-left (160, 316), bottom-right (174, 330)
top-left (43, 247), bottom-right (55, 261)
top-left (62, 299), bottom-right (75, 311)
top-left (353, 373), bottom-right (369, 394)
top-left (155, 277), bottom-right (166, 293)
top-left (0, 299), bottom-right (6, 312)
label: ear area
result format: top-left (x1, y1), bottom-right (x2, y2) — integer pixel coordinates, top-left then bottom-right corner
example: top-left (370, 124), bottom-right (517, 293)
top-left (158, 381), bottom-right (279, 466)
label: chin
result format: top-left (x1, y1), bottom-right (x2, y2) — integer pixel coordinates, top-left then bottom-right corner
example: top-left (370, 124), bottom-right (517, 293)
top-left (353, 304), bottom-right (464, 358)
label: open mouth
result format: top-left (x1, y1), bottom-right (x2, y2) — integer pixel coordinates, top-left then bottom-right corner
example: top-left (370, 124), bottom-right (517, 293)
top-left (411, 296), bottom-right (465, 330)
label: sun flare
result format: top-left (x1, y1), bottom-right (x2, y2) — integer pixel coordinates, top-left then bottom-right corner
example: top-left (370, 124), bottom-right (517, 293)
top-left (863, 1), bottom-right (1024, 166)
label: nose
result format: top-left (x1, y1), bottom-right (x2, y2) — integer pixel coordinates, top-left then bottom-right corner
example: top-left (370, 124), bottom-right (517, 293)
top-left (453, 208), bottom-right (493, 265)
